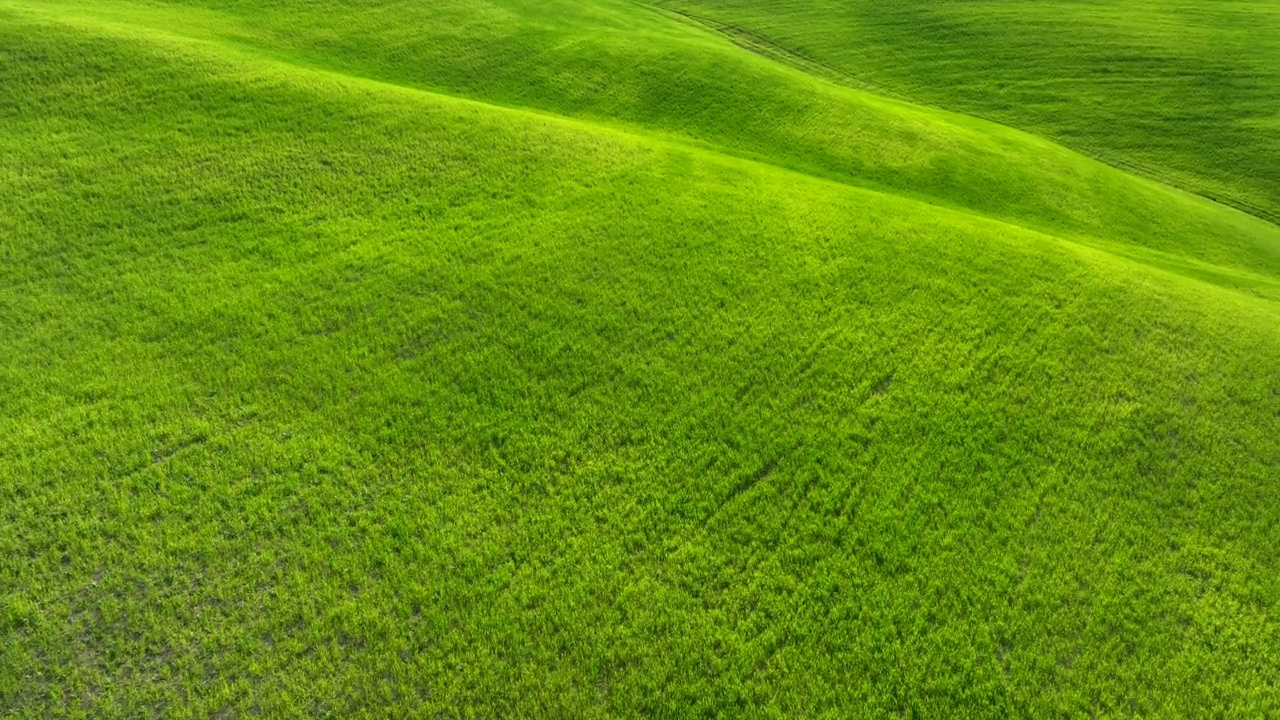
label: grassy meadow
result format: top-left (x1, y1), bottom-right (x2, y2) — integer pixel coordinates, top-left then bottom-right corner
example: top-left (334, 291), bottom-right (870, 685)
top-left (2, 0), bottom-right (1278, 717)
top-left (657, 0), bottom-right (1280, 222)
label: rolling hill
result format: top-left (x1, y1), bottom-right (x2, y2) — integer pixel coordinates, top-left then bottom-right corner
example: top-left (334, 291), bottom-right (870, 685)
top-left (2, 0), bottom-right (1278, 716)
top-left (657, 0), bottom-right (1280, 222)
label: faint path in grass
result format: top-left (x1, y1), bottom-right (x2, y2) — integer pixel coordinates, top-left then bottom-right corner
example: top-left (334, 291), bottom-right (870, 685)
top-left (703, 456), bottom-right (779, 527)
top-left (111, 415), bottom-right (260, 485)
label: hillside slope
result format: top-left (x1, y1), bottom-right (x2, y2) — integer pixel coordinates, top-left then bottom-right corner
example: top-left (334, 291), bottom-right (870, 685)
top-left (2, 1), bottom-right (1278, 717)
top-left (657, 0), bottom-right (1280, 222)
top-left (15, 0), bottom-right (1280, 280)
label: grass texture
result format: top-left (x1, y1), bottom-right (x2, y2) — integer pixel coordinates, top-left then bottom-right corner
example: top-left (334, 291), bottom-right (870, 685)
top-left (657, 0), bottom-right (1280, 222)
top-left (2, 0), bottom-right (1278, 717)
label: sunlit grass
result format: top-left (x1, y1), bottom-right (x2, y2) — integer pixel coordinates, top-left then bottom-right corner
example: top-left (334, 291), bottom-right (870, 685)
top-left (1, 1), bottom-right (1278, 717)
top-left (658, 0), bottom-right (1280, 221)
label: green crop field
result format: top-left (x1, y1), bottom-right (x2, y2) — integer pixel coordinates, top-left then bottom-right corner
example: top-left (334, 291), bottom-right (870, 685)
top-left (1, 0), bottom-right (1277, 717)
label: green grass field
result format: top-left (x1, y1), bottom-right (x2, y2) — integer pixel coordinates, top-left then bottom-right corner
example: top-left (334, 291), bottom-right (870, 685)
top-left (657, 0), bottom-right (1280, 222)
top-left (2, 0), bottom-right (1278, 717)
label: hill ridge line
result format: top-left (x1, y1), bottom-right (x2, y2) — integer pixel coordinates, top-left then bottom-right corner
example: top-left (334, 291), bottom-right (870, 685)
top-left (636, 0), bottom-right (1280, 228)
top-left (12, 2), bottom-right (1279, 299)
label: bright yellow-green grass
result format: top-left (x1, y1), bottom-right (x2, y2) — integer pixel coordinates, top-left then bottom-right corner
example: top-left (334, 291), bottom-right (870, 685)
top-left (657, 0), bottom-right (1280, 223)
top-left (2, 0), bottom-right (1278, 717)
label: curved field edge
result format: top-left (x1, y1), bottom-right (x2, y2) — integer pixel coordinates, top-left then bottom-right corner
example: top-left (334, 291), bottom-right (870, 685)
top-left (3, 10), bottom-right (1279, 718)
top-left (6, 0), bottom-right (1280, 284)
